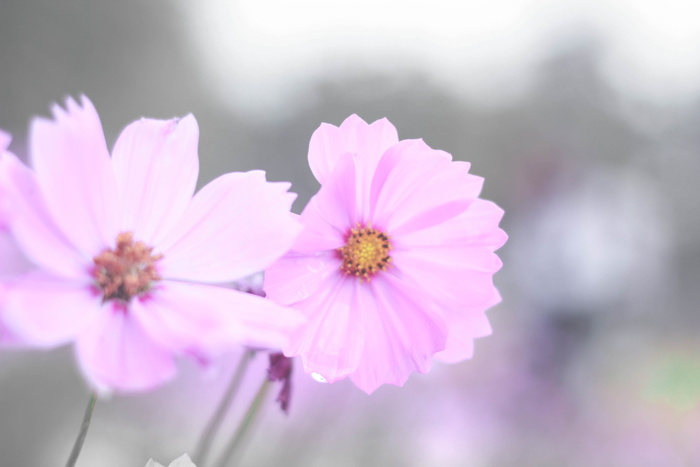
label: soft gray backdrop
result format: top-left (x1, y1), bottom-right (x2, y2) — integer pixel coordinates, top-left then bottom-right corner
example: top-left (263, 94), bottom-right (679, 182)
top-left (1, 1), bottom-right (698, 466)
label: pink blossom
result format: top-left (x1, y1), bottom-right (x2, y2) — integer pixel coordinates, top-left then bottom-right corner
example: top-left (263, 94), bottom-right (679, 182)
top-left (0, 96), bottom-right (303, 392)
top-left (0, 130), bottom-right (33, 346)
top-left (264, 115), bottom-right (506, 393)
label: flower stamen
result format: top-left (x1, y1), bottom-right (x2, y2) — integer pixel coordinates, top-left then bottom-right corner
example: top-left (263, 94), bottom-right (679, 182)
top-left (338, 224), bottom-right (392, 281)
top-left (92, 232), bottom-right (162, 302)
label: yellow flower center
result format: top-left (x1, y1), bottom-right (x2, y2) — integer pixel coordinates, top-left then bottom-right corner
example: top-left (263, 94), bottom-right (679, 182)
top-left (92, 232), bottom-right (162, 302)
top-left (338, 224), bottom-right (392, 281)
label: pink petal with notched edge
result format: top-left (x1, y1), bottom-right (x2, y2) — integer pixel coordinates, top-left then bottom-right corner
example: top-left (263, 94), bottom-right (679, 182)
top-left (290, 196), bottom-right (346, 255)
top-left (435, 290), bottom-right (499, 364)
top-left (392, 246), bottom-right (500, 307)
top-left (0, 153), bottom-right (86, 278)
top-left (399, 236), bottom-right (503, 272)
top-left (369, 139), bottom-right (482, 235)
top-left (76, 302), bottom-right (177, 392)
top-left (129, 284), bottom-right (222, 354)
top-left (131, 280), bottom-right (303, 355)
top-left (290, 152), bottom-right (357, 254)
top-left (309, 116), bottom-right (398, 218)
top-left (111, 115), bottom-right (199, 245)
top-left (3, 271), bottom-right (100, 347)
top-left (264, 250), bottom-right (340, 306)
top-left (349, 274), bottom-right (448, 393)
top-left (286, 272), bottom-right (365, 383)
top-left (400, 198), bottom-right (507, 251)
top-left (209, 284), bottom-right (306, 352)
top-left (29, 96), bottom-right (119, 256)
top-left (132, 280), bottom-right (304, 355)
top-left (390, 234), bottom-right (501, 360)
top-left (308, 115), bottom-right (398, 186)
top-left (158, 171), bottom-right (301, 282)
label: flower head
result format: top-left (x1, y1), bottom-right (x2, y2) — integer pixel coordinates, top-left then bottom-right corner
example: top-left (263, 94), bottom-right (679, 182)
top-left (0, 96), bottom-right (303, 392)
top-left (0, 130), bottom-right (34, 346)
top-left (264, 115), bottom-right (506, 393)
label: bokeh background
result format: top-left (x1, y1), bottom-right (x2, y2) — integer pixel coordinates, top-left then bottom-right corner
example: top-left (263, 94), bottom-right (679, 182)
top-left (1, 1), bottom-right (699, 466)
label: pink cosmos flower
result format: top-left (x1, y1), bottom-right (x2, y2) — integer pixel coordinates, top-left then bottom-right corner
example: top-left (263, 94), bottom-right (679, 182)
top-left (0, 130), bottom-right (34, 346)
top-left (264, 115), bottom-right (506, 393)
top-left (0, 97), bottom-right (303, 392)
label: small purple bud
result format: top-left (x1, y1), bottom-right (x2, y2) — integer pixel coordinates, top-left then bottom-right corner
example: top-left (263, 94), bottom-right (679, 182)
top-left (267, 352), bottom-right (293, 414)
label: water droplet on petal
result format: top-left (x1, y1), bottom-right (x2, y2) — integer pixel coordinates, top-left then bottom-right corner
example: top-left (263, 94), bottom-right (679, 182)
top-left (311, 372), bottom-right (327, 383)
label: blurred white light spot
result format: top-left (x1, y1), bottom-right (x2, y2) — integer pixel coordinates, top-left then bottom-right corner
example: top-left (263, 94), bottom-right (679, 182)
top-left (311, 372), bottom-right (327, 383)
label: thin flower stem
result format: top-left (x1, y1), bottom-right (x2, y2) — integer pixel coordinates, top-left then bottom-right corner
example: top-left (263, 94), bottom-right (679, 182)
top-left (194, 350), bottom-right (256, 466)
top-left (65, 392), bottom-right (97, 467)
top-left (212, 377), bottom-right (272, 467)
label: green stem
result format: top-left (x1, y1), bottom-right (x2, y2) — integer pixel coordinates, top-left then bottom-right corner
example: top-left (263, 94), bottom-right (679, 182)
top-left (65, 392), bottom-right (97, 467)
top-left (194, 350), bottom-right (255, 466)
top-left (212, 378), bottom-right (272, 467)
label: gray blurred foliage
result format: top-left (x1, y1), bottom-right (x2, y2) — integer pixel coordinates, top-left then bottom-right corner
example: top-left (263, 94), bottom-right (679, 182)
top-left (1, 1), bottom-right (698, 466)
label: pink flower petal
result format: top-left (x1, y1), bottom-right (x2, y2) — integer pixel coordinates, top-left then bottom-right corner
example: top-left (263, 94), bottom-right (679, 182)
top-left (379, 196), bottom-right (506, 310)
top-left (158, 171), bottom-right (301, 282)
top-left (292, 152), bottom-right (357, 254)
top-left (369, 139), bottom-right (484, 235)
top-left (286, 272), bottom-right (365, 382)
top-left (264, 250), bottom-right (340, 305)
top-left (129, 284), bottom-right (222, 354)
top-left (111, 115), bottom-right (199, 245)
top-left (399, 198), bottom-right (507, 251)
top-left (0, 282), bottom-right (27, 348)
top-left (435, 291), bottom-right (499, 364)
top-left (205, 284), bottom-right (306, 352)
top-left (392, 245), bottom-right (501, 307)
top-left (29, 96), bottom-right (119, 256)
top-left (308, 115), bottom-right (398, 186)
top-left (396, 234), bottom-right (504, 274)
top-left (349, 274), bottom-right (448, 393)
top-left (0, 153), bottom-right (86, 277)
top-left (3, 271), bottom-right (100, 347)
top-left (0, 228), bottom-right (33, 277)
top-left (0, 129), bottom-right (11, 152)
top-left (292, 196), bottom-right (347, 254)
top-left (0, 131), bottom-right (11, 222)
top-left (75, 302), bottom-right (177, 392)
top-left (131, 280), bottom-right (304, 355)
top-left (0, 322), bottom-right (26, 347)
top-left (391, 204), bottom-right (504, 329)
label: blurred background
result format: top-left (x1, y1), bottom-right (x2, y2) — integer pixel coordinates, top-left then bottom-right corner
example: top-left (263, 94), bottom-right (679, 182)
top-left (1, 0), bottom-right (699, 465)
